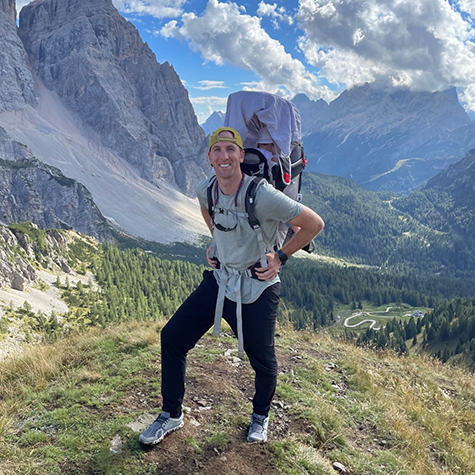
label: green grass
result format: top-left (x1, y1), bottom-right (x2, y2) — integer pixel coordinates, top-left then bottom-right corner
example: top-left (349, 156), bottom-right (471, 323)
top-left (1, 322), bottom-right (475, 475)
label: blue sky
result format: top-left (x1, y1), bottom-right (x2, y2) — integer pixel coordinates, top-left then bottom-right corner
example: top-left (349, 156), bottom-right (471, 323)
top-left (16, 0), bottom-right (475, 123)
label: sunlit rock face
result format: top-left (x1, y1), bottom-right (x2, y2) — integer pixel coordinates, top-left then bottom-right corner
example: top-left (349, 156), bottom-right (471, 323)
top-left (0, 2), bottom-right (38, 113)
top-left (18, 0), bottom-right (208, 196)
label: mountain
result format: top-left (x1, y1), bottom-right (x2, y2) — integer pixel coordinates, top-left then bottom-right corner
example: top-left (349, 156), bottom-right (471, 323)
top-left (18, 0), bottom-right (207, 196)
top-left (300, 168), bottom-right (475, 278)
top-left (0, 126), bottom-right (112, 241)
top-left (292, 93), bottom-right (329, 135)
top-left (296, 84), bottom-right (474, 194)
top-left (392, 149), bottom-right (475, 273)
top-left (0, 2), bottom-right (38, 112)
top-left (0, 0), bottom-right (208, 243)
top-left (201, 110), bottom-right (225, 135)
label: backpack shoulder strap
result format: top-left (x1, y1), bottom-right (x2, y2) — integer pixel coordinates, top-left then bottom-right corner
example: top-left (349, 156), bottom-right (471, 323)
top-left (244, 177), bottom-right (269, 268)
top-left (245, 176), bottom-right (265, 229)
top-left (206, 175), bottom-right (217, 221)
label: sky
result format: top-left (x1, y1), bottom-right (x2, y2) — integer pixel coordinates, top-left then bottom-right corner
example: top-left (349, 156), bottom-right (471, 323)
top-left (16, 0), bottom-right (475, 123)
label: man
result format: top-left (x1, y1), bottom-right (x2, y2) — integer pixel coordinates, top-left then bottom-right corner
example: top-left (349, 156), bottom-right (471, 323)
top-left (140, 127), bottom-right (324, 445)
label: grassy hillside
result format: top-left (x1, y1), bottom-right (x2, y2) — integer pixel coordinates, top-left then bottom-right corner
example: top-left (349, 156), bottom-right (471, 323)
top-left (2, 225), bottom-right (475, 474)
top-left (1, 320), bottom-right (475, 475)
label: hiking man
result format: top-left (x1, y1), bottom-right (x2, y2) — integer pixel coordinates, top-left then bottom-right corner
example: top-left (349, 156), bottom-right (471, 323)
top-left (140, 127), bottom-right (324, 445)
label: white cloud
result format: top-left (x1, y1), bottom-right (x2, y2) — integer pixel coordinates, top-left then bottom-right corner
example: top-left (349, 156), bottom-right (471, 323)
top-left (257, 1), bottom-right (294, 28)
top-left (112, 0), bottom-right (185, 19)
top-left (193, 80), bottom-right (228, 90)
top-left (159, 0), bottom-right (334, 101)
top-left (459, 0), bottom-right (475, 17)
top-left (297, 0), bottom-right (475, 95)
top-left (190, 96), bottom-right (228, 106)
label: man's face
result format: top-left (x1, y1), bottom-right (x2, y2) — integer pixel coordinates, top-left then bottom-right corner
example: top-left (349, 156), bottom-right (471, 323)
top-left (258, 142), bottom-right (275, 154)
top-left (208, 131), bottom-right (245, 179)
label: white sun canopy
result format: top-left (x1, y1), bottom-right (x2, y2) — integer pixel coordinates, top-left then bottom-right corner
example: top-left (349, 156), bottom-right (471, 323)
top-left (223, 91), bottom-right (302, 158)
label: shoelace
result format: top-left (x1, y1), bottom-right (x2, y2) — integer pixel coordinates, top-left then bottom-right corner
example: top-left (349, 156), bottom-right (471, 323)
top-left (251, 415), bottom-right (266, 432)
top-left (154, 414), bottom-right (169, 427)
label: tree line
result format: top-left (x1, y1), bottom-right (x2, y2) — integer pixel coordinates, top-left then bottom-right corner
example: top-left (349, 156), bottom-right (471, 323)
top-left (354, 297), bottom-right (475, 366)
top-left (279, 259), bottom-right (475, 330)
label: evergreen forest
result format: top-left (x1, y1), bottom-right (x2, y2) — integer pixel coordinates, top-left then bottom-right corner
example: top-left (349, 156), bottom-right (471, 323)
top-left (301, 171), bottom-right (475, 278)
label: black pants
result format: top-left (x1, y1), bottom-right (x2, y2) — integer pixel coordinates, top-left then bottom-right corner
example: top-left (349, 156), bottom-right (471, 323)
top-left (161, 270), bottom-right (280, 418)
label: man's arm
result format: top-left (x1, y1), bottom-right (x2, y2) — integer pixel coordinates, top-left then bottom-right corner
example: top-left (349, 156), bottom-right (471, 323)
top-left (255, 205), bottom-right (324, 281)
top-left (282, 206), bottom-right (324, 257)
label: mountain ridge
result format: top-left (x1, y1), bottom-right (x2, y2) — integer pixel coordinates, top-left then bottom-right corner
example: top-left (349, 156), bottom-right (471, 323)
top-left (296, 84), bottom-right (474, 194)
top-left (0, 126), bottom-right (113, 241)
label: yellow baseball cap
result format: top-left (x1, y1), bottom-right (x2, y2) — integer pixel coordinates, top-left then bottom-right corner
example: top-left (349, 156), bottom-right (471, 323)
top-left (209, 127), bottom-right (243, 150)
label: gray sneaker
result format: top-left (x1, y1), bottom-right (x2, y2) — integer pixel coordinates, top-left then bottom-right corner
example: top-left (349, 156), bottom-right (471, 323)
top-left (247, 413), bottom-right (269, 442)
top-left (139, 411), bottom-right (184, 445)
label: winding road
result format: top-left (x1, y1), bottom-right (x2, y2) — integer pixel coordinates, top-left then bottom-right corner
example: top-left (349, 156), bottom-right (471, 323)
top-left (343, 308), bottom-right (412, 330)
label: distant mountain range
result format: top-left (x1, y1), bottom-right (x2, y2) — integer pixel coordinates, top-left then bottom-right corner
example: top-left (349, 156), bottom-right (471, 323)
top-left (301, 151), bottom-right (475, 278)
top-left (295, 84), bottom-right (475, 194)
top-left (195, 85), bottom-right (474, 195)
top-left (1, 0), bottom-right (474, 255)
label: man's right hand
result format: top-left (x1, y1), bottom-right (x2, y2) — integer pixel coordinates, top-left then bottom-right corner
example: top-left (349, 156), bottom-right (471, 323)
top-left (206, 246), bottom-right (218, 268)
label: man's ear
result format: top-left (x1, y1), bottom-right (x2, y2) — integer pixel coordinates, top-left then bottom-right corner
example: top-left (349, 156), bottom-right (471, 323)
top-left (208, 151), bottom-right (213, 167)
top-left (240, 149), bottom-right (245, 163)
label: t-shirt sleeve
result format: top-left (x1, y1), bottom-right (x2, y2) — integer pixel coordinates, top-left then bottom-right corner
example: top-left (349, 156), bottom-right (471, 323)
top-left (196, 179), bottom-right (209, 210)
top-left (254, 182), bottom-right (303, 224)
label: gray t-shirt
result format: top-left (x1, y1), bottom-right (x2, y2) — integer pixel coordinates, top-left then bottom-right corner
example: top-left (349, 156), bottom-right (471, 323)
top-left (196, 174), bottom-right (303, 303)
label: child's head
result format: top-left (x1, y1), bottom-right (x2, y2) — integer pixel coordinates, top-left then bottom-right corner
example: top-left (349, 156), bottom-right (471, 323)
top-left (257, 127), bottom-right (276, 154)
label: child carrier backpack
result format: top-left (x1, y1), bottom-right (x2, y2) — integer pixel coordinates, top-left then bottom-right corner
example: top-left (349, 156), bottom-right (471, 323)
top-left (211, 90), bottom-right (313, 254)
top-left (241, 142), bottom-right (308, 199)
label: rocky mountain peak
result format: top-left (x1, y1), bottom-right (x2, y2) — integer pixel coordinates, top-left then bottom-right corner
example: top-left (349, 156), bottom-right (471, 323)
top-left (0, 0), bottom-right (16, 22)
top-left (201, 111), bottom-right (225, 135)
top-left (18, 0), bottom-right (208, 196)
top-left (0, 3), bottom-right (38, 112)
top-left (297, 82), bottom-right (473, 193)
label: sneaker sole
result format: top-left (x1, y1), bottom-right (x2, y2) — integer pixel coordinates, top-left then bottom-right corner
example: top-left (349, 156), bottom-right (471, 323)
top-left (247, 437), bottom-right (267, 443)
top-left (139, 420), bottom-right (184, 445)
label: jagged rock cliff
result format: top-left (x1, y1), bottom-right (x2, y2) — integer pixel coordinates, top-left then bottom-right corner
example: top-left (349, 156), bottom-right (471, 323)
top-left (0, 226), bottom-right (37, 291)
top-left (0, 3), bottom-right (38, 112)
top-left (0, 126), bottom-right (112, 241)
top-left (0, 0), bottom-right (16, 22)
top-left (18, 0), bottom-right (208, 196)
